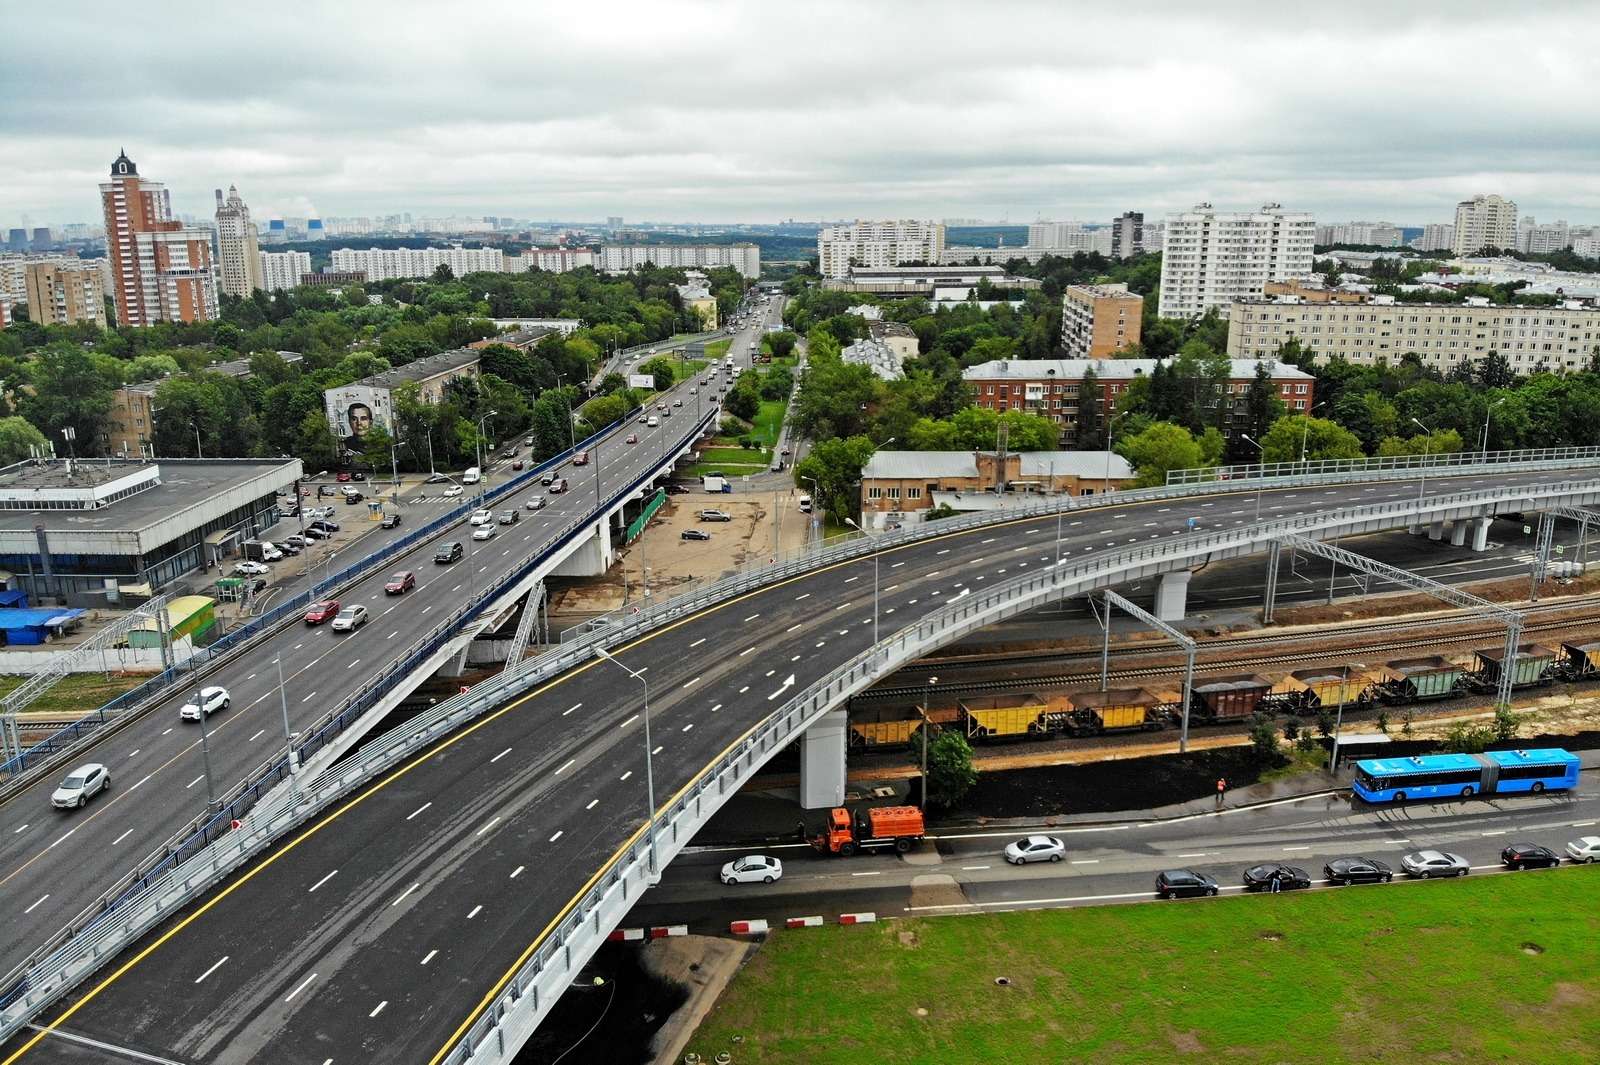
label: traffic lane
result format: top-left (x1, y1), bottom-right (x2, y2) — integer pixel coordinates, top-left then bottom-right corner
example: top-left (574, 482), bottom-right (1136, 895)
top-left (9, 470), bottom-right (1587, 1055)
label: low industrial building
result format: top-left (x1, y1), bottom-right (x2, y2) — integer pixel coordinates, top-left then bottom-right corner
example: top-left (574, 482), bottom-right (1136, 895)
top-left (0, 457), bottom-right (302, 605)
top-left (858, 449), bottom-right (1136, 531)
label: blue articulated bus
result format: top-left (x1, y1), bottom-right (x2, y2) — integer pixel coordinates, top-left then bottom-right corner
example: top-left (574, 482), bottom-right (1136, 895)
top-left (1352, 748), bottom-right (1581, 803)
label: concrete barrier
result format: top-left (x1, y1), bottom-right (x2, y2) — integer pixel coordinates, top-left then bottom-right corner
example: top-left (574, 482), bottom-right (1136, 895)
top-left (648, 925), bottom-right (688, 938)
top-left (606, 928), bottom-right (645, 942)
top-left (729, 919), bottom-right (769, 935)
top-left (838, 912), bottom-right (877, 925)
top-left (785, 916), bottom-right (824, 928)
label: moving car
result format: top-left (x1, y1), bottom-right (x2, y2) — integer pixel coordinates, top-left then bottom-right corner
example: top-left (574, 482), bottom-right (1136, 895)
top-left (385, 571), bottom-right (416, 595)
top-left (698, 509), bottom-right (732, 522)
top-left (343, 491), bottom-right (364, 504)
top-left (672, 398), bottom-right (683, 407)
top-left (435, 541), bottom-right (464, 564)
top-left (350, 471), bottom-right (366, 482)
top-left (443, 485), bottom-right (464, 498)
top-left (52, 763), bottom-right (110, 809)
top-left (681, 529), bottom-right (710, 541)
top-left (1501, 843), bottom-right (1561, 870)
top-left (1155, 869), bottom-right (1218, 899)
top-left (469, 509), bottom-right (494, 526)
top-left (512, 460), bottom-right (524, 471)
top-left (573, 450), bottom-right (590, 466)
top-left (525, 496), bottom-right (546, 511)
top-left (1324, 857), bottom-right (1393, 884)
top-left (425, 472), bottom-right (449, 484)
top-left (1566, 836), bottom-right (1600, 863)
top-left (719, 854), bottom-right (783, 885)
top-left (473, 524), bottom-right (497, 541)
top-left (233, 560), bottom-right (269, 576)
top-left (549, 478), bottom-right (568, 494)
top-left (380, 512), bottom-right (402, 529)
top-left (498, 509), bottom-right (520, 525)
top-left (1242, 863), bottom-right (1312, 891)
top-left (331, 605), bottom-right (368, 632)
top-left (647, 416), bottom-right (659, 428)
top-left (625, 433), bottom-right (638, 445)
top-left (339, 484), bottom-right (360, 497)
top-left (541, 473), bottom-right (556, 486)
top-left (304, 600), bottom-right (341, 625)
top-left (180, 686), bottom-right (231, 721)
top-left (1401, 850), bottom-right (1471, 878)
top-left (1003, 835), bottom-right (1065, 865)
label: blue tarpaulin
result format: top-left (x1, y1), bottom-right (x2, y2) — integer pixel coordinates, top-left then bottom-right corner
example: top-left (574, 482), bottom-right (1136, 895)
top-left (0, 590), bottom-right (27, 609)
top-left (0, 607), bottom-right (86, 645)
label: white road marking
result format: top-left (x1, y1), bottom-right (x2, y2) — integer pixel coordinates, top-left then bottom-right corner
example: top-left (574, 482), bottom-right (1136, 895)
top-left (795, 592), bottom-right (810, 600)
top-left (391, 883), bottom-right (420, 907)
top-left (620, 771), bottom-right (632, 781)
top-left (490, 748), bottom-right (513, 763)
top-left (285, 972), bottom-right (317, 1002)
top-left (248, 729), bottom-right (266, 742)
top-left (891, 561), bottom-right (905, 569)
top-left (23, 895), bottom-right (48, 915)
top-left (564, 702), bottom-right (582, 716)
top-left (981, 538), bottom-right (995, 544)
top-left (308, 870), bottom-right (338, 893)
top-left (744, 613), bottom-right (760, 622)
top-left (683, 676), bottom-right (701, 688)
top-left (852, 871), bottom-right (880, 877)
top-left (185, 775), bottom-right (203, 790)
top-left (1283, 845), bottom-right (1310, 852)
top-left (477, 816), bottom-right (502, 836)
top-left (1071, 859), bottom-right (1101, 865)
top-left (689, 637), bottom-right (706, 648)
top-left (555, 759), bottom-right (575, 774)
top-left (162, 727), bottom-right (172, 735)
top-left (585, 799), bottom-right (600, 810)
top-left (937, 548), bottom-right (950, 555)
top-left (112, 829), bottom-right (132, 845)
top-left (709, 703), bottom-right (722, 713)
top-left (785, 623), bottom-right (801, 633)
top-left (620, 714), bottom-right (639, 728)
top-left (651, 746), bottom-right (663, 755)
top-left (739, 685), bottom-right (749, 692)
top-left (550, 830), bottom-right (564, 842)
top-left (406, 802), bottom-right (432, 821)
top-left (740, 646), bottom-right (756, 656)
top-left (962, 865), bottom-right (990, 871)
top-left (844, 576), bottom-right (859, 584)
top-left (194, 956), bottom-right (230, 984)
top-left (370, 1000), bottom-right (388, 1018)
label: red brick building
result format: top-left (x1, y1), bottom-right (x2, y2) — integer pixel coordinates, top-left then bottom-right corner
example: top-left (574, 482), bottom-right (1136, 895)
top-left (99, 150), bottom-right (218, 326)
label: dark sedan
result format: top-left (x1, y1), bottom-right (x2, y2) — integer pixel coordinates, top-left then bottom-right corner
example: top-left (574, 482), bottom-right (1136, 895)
top-left (1155, 869), bottom-right (1218, 899)
top-left (1501, 843), bottom-right (1561, 870)
top-left (434, 541), bottom-right (464, 564)
top-left (1242, 863), bottom-right (1313, 892)
top-left (1323, 857), bottom-right (1393, 885)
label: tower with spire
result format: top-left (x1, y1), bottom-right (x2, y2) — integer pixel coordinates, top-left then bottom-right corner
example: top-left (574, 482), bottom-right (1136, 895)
top-left (98, 150), bottom-right (218, 326)
top-left (214, 184), bottom-right (264, 297)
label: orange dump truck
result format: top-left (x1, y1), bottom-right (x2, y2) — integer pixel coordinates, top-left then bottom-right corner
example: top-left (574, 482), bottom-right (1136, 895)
top-left (803, 805), bottom-right (926, 856)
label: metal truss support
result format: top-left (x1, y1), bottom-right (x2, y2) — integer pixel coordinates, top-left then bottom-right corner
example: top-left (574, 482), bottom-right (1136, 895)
top-left (1530, 513), bottom-right (1555, 601)
top-left (1099, 590), bottom-right (1198, 753)
top-left (502, 581), bottom-right (545, 670)
top-left (1263, 541), bottom-right (1281, 623)
top-left (1281, 534), bottom-right (1523, 709)
top-left (1544, 505), bottom-right (1600, 571)
top-left (1, 594), bottom-right (172, 718)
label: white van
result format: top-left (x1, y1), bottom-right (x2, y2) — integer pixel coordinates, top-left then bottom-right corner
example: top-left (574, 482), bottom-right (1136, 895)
top-left (463, 466), bottom-right (482, 485)
top-left (798, 494), bottom-right (812, 513)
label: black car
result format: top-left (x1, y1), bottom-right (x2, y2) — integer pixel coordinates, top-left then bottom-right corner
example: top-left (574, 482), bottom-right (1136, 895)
top-left (541, 473), bottom-right (555, 486)
top-left (302, 526), bottom-right (330, 540)
top-left (1323, 857), bottom-right (1393, 885)
top-left (380, 513), bottom-right (402, 529)
top-left (1501, 843), bottom-right (1561, 870)
top-left (1155, 869), bottom-right (1218, 899)
top-left (308, 519), bottom-right (340, 534)
top-left (498, 510), bottom-right (520, 525)
top-left (343, 491), bottom-right (364, 504)
top-left (350, 471), bottom-right (367, 482)
top-left (1242, 863), bottom-right (1312, 892)
top-left (434, 541), bottom-right (464, 564)
top-left (681, 529), bottom-right (711, 541)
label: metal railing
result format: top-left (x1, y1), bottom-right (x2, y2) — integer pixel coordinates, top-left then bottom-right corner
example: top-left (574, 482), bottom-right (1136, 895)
top-left (1166, 445), bottom-right (1600, 485)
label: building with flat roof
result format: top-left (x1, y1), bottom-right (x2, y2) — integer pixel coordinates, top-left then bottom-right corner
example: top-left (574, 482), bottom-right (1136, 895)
top-left (1061, 283), bottom-right (1142, 358)
top-left (0, 457), bottom-right (302, 603)
top-left (821, 265), bottom-right (1042, 300)
top-left (1158, 203), bottom-right (1315, 319)
top-left (330, 245), bottom-right (505, 281)
top-left (598, 243), bottom-right (760, 279)
top-left (818, 221), bottom-right (944, 279)
top-left (1453, 194), bottom-right (1517, 256)
top-left (258, 250), bottom-right (312, 293)
top-left (323, 348), bottom-right (480, 453)
top-left (859, 449), bottom-right (1135, 531)
top-left (23, 260), bottom-right (106, 327)
top-left (106, 353), bottom-right (303, 456)
top-left (866, 319), bottom-right (918, 361)
top-left (469, 326), bottom-right (556, 352)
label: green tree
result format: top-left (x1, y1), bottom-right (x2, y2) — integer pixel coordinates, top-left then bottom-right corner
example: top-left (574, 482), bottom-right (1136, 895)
top-left (1248, 711), bottom-right (1281, 763)
top-left (766, 330), bottom-right (798, 360)
top-left (1076, 364), bottom-right (1103, 449)
top-left (1115, 421), bottom-right (1204, 487)
top-left (579, 392), bottom-right (630, 431)
top-left (924, 730), bottom-right (978, 809)
top-left (528, 389), bottom-right (574, 461)
top-left (791, 434), bottom-right (874, 521)
top-left (1375, 429), bottom-right (1464, 456)
top-left (359, 424), bottom-right (396, 474)
top-left (1258, 414), bottom-right (1364, 464)
top-left (19, 345), bottom-right (119, 454)
top-left (638, 356), bottom-right (677, 391)
top-left (725, 372), bottom-right (762, 421)
top-left (0, 416), bottom-right (49, 464)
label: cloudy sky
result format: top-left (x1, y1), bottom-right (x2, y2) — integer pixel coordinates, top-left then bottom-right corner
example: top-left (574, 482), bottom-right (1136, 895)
top-left (5, 1), bottom-right (1599, 228)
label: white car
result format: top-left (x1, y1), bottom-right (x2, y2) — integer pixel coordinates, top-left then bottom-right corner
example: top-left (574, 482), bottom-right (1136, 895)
top-left (443, 485), bottom-right (465, 498)
top-left (1566, 836), bottom-right (1600, 863)
top-left (51, 763), bottom-right (110, 809)
top-left (331, 604), bottom-right (368, 632)
top-left (469, 509), bottom-right (494, 526)
top-left (180, 686), bottom-right (230, 722)
top-left (233, 560), bottom-right (269, 576)
top-left (472, 524), bottom-right (497, 541)
top-left (720, 854), bottom-right (783, 885)
top-left (1003, 835), bottom-right (1066, 865)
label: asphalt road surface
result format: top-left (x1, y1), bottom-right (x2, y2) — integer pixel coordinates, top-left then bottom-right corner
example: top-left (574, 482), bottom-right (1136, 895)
top-left (5, 465), bottom-right (1595, 1064)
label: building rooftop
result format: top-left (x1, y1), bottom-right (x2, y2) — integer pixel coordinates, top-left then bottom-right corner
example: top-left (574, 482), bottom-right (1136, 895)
top-left (841, 339), bottom-right (904, 381)
top-left (962, 358), bottom-right (1313, 382)
top-left (863, 450), bottom-right (1135, 481)
top-left (356, 347), bottom-right (480, 390)
top-left (868, 320), bottom-right (916, 339)
top-left (0, 458), bottom-right (300, 535)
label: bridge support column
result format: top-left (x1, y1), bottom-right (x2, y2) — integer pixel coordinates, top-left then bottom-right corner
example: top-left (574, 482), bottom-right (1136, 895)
top-left (437, 640), bottom-right (471, 678)
top-left (1470, 516), bottom-right (1492, 552)
top-left (1449, 520), bottom-right (1469, 547)
top-left (1428, 520), bottom-right (1445, 541)
top-left (550, 516), bottom-right (615, 577)
top-left (799, 708), bottom-right (847, 809)
top-left (1154, 570), bottom-right (1191, 623)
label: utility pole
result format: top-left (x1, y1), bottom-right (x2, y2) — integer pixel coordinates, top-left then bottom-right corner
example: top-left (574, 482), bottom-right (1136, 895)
top-left (277, 653), bottom-right (300, 804)
top-left (920, 676), bottom-right (937, 811)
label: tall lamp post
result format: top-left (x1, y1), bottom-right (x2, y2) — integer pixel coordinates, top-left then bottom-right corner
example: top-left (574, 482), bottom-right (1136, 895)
top-left (1239, 433), bottom-right (1266, 523)
top-left (844, 517), bottom-right (879, 653)
top-left (1479, 398), bottom-right (1504, 460)
top-left (474, 410), bottom-right (499, 497)
top-left (1298, 400), bottom-right (1328, 470)
top-left (919, 676), bottom-right (938, 811)
top-left (595, 648), bottom-right (659, 878)
top-left (388, 437), bottom-right (406, 505)
top-left (191, 682), bottom-right (218, 810)
top-left (1102, 409), bottom-right (1131, 495)
top-left (1411, 417), bottom-right (1433, 505)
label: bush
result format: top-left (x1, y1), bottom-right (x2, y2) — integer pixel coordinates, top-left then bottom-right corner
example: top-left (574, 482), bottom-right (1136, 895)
top-left (719, 416), bottom-right (751, 436)
top-left (1443, 722), bottom-right (1495, 754)
top-left (1248, 711), bottom-right (1280, 762)
top-left (1283, 716), bottom-right (1302, 743)
top-left (925, 731), bottom-right (978, 809)
top-left (1315, 709), bottom-right (1335, 739)
top-left (1295, 733), bottom-right (1319, 753)
top-left (1376, 710), bottom-right (1390, 734)
top-left (739, 436), bottom-right (757, 451)
top-left (1492, 704), bottom-right (1524, 742)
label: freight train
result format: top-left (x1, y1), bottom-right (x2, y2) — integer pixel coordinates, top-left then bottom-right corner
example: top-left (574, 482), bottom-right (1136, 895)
top-left (846, 639), bottom-right (1593, 751)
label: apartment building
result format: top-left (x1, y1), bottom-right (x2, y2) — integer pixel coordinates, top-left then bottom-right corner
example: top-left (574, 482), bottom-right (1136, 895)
top-left (1517, 217), bottom-right (1571, 255)
top-left (258, 250), bottom-right (312, 292)
top-left (1228, 294), bottom-right (1600, 373)
top-left (213, 186), bottom-right (264, 297)
top-left (1315, 221), bottom-right (1404, 247)
top-left (963, 358), bottom-right (1314, 444)
top-left (23, 260), bottom-right (106, 326)
top-left (1109, 212), bottom-right (1144, 259)
top-left (1060, 283), bottom-right (1142, 358)
top-left (1157, 203), bottom-right (1316, 319)
top-left (329, 245), bottom-right (505, 281)
top-left (99, 151), bottom-right (218, 326)
top-left (599, 243), bottom-right (760, 279)
top-left (1412, 224), bottom-right (1456, 253)
top-left (504, 247), bottom-right (596, 273)
top-left (820, 265), bottom-right (1042, 300)
top-left (817, 221), bottom-right (944, 278)
top-left (1452, 194), bottom-right (1518, 256)
top-left (1025, 221), bottom-right (1113, 256)
top-left (323, 348), bottom-right (480, 450)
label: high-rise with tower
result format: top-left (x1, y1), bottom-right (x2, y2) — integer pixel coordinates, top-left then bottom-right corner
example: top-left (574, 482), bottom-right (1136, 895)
top-left (214, 185), bottom-right (264, 297)
top-left (98, 150), bottom-right (218, 326)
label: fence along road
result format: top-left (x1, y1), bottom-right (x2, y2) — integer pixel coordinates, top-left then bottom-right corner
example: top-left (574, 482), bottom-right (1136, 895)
top-left (6, 464), bottom-right (1597, 1064)
top-left (0, 382), bottom-right (718, 988)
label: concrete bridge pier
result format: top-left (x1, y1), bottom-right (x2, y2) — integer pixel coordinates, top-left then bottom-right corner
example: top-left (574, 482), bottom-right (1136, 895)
top-left (551, 516), bottom-right (615, 577)
top-left (1428, 519), bottom-right (1446, 541)
top-left (1470, 515), bottom-right (1492, 551)
top-left (798, 707), bottom-right (848, 809)
top-left (1153, 569), bottom-right (1191, 622)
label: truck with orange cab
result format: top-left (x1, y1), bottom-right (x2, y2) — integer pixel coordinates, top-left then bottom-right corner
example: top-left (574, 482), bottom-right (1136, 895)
top-left (802, 805), bottom-right (926, 856)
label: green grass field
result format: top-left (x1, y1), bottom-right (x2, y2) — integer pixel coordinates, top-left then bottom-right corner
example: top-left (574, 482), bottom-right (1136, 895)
top-left (752, 399), bottom-right (785, 447)
top-left (687, 870), bottom-right (1600, 1064)
top-left (705, 339), bottom-right (731, 361)
top-left (0, 672), bottom-right (147, 718)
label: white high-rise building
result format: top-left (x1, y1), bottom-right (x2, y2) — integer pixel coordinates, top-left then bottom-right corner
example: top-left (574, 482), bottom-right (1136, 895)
top-left (1517, 216), bottom-right (1571, 255)
top-left (598, 243), bottom-right (759, 279)
top-left (1315, 221), bottom-right (1404, 248)
top-left (817, 221), bottom-right (944, 278)
top-left (1452, 194), bottom-right (1518, 256)
top-left (329, 245), bottom-right (505, 281)
top-left (258, 250), bottom-right (312, 292)
top-left (1026, 222), bottom-right (1113, 256)
top-left (1412, 224), bottom-right (1456, 253)
top-left (1157, 203), bottom-right (1316, 319)
top-left (213, 185), bottom-right (264, 297)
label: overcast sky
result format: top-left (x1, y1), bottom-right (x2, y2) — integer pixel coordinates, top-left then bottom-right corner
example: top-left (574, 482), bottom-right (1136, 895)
top-left (5, 1), bottom-right (1600, 229)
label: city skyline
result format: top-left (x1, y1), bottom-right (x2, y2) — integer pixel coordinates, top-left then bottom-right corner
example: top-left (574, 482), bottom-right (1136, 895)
top-left (6, 1), bottom-right (1600, 227)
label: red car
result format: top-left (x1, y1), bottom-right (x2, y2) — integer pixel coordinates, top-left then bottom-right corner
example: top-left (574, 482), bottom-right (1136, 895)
top-left (512, 460), bottom-right (525, 471)
top-left (336, 472), bottom-right (352, 483)
top-left (385, 571), bottom-right (416, 595)
top-left (304, 600), bottom-right (341, 625)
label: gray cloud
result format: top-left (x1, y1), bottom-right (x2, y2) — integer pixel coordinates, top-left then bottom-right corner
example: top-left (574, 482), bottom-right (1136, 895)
top-left (4, 0), bottom-right (1600, 226)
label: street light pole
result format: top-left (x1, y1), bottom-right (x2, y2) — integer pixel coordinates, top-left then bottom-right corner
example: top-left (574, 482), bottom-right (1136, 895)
top-left (1329, 663), bottom-right (1349, 773)
top-left (1240, 434), bottom-right (1266, 523)
top-left (1479, 399), bottom-right (1504, 460)
top-left (595, 648), bottom-right (659, 878)
top-left (192, 683), bottom-right (217, 809)
top-left (276, 653), bottom-right (300, 804)
top-left (389, 438), bottom-right (405, 505)
top-left (1103, 410), bottom-right (1130, 495)
top-left (1297, 400), bottom-right (1327, 471)
top-left (1412, 417), bottom-right (1433, 505)
top-left (920, 676), bottom-right (937, 811)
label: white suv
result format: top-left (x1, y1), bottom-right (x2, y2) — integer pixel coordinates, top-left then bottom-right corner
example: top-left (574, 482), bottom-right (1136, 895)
top-left (469, 509), bottom-right (494, 526)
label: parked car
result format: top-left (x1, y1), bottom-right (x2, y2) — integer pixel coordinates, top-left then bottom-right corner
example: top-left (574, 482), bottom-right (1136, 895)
top-left (473, 524), bottom-right (497, 541)
top-left (1399, 850), bottom-right (1471, 878)
top-left (719, 854), bottom-right (783, 885)
top-left (698, 509), bottom-right (732, 522)
top-left (435, 541), bottom-right (464, 564)
top-left (318, 484), bottom-right (337, 498)
top-left (51, 763), bottom-right (110, 809)
top-left (443, 485), bottom-right (464, 498)
top-left (1003, 835), bottom-right (1065, 865)
top-left (665, 483), bottom-right (691, 495)
top-left (336, 471), bottom-right (351, 482)
top-left (681, 529), bottom-right (711, 541)
top-left (1565, 836), bottom-right (1600, 863)
top-left (385, 571), bottom-right (416, 595)
top-left (309, 519), bottom-right (340, 533)
top-left (282, 534), bottom-right (310, 549)
top-left (180, 686), bottom-right (230, 721)
top-left (1501, 843), bottom-right (1561, 870)
top-left (331, 605), bottom-right (369, 632)
top-left (233, 561), bottom-right (269, 577)
top-left (304, 600), bottom-right (341, 625)
top-left (498, 509), bottom-right (520, 525)
top-left (302, 526), bottom-right (331, 540)
top-left (350, 471), bottom-right (367, 482)
top-left (272, 540), bottom-right (301, 557)
top-left (306, 506), bottom-right (334, 520)
top-left (549, 478), bottom-right (568, 494)
top-left (343, 491), bottom-right (364, 504)
top-left (1155, 869), bottom-right (1218, 899)
top-left (380, 512), bottom-right (402, 529)
top-left (339, 484), bottom-right (360, 497)
top-left (523, 436), bottom-right (534, 447)
top-left (470, 509), bottom-right (494, 526)
top-left (1242, 863), bottom-right (1313, 891)
top-left (1324, 857), bottom-right (1394, 885)
top-left (525, 496), bottom-right (546, 511)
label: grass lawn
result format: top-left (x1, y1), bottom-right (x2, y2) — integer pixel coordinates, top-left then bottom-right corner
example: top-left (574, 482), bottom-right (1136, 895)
top-left (699, 446), bottom-right (768, 465)
top-left (0, 672), bottom-right (147, 718)
top-left (751, 399), bottom-right (786, 447)
top-left (687, 869), bottom-right (1600, 1064)
top-left (705, 339), bottom-right (731, 361)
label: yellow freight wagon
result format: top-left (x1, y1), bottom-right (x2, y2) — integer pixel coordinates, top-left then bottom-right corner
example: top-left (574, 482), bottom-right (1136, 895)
top-left (959, 693), bottom-right (1057, 740)
top-left (1064, 688), bottom-right (1161, 734)
top-left (848, 718), bottom-right (923, 749)
top-left (1283, 667), bottom-right (1373, 711)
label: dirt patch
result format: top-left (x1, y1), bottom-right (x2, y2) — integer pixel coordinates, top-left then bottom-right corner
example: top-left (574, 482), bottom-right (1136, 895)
top-left (1258, 930), bottom-right (1285, 942)
top-left (1167, 1029), bottom-right (1206, 1054)
top-left (1548, 982), bottom-right (1590, 1008)
top-left (898, 930), bottom-right (919, 948)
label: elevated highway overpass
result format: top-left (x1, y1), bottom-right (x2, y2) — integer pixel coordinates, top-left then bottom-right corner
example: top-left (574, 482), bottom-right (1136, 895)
top-left (6, 457), bottom-right (1600, 1063)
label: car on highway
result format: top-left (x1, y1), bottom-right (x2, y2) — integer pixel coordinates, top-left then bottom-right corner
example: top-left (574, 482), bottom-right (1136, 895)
top-left (656, 403), bottom-right (667, 412)
top-left (304, 600), bottom-right (340, 625)
top-left (647, 416), bottom-right (659, 428)
top-left (625, 433), bottom-right (638, 444)
top-left (525, 496), bottom-right (546, 511)
top-left (1400, 850), bottom-right (1471, 877)
top-left (573, 450), bottom-right (590, 466)
top-left (541, 473), bottom-right (556, 486)
top-left (426, 472), bottom-right (450, 484)
top-left (719, 854), bottom-right (783, 885)
top-left (498, 509), bottom-right (520, 525)
top-left (180, 686), bottom-right (230, 721)
top-left (1501, 842), bottom-right (1561, 870)
top-left (549, 478), bottom-right (568, 494)
top-left (385, 571), bottom-right (416, 595)
top-left (681, 529), bottom-right (710, 541)
top-left (435, 541), bottom-right (464, 564)
top-left (636, 413), bottom-right (649, 424)
top-left (309, 519), bottom-right (340, 534)
top-left (662, 407), bottom-right (672, 417)
top-left (52, 763), bottom-right (110, 809)
top-left (698, 509), bottom-right (732, 522)
top-left (1242, 863), bottom-right (1313, 891)
top-left (233, 560), bottom-right (269, 577)
top-left (1003, 835), bottom-right (1065, 865)
top-left (1324, 856), bottom-right (1394, 884)
top-left (331, 605), bottom-right (369, 632)
top-left (473, 523), bottom-right (497, 541)
top-left (672, 398), bottom-right (683, 407)
top-left (380, 512), bottom-right (402, 529)
top-left (443, 484), bottom-right (464, 498)
top-left (1155, 869), bottom-right (1218, 899)
top-left (1566, 836), bottom-right (1600, 863)
top-left (469, 508), bottom-right (494, 526)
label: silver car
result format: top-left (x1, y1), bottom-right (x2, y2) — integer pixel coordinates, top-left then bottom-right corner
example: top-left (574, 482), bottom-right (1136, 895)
top-left (1003, 835), bottom-right (1066, 865)
top-left (52, 763), bottom-right (110, 809)
top-left (1565, 836), bottom-right (1600, 863)
top-left (1400, 850), bottom-right (1470, 879)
